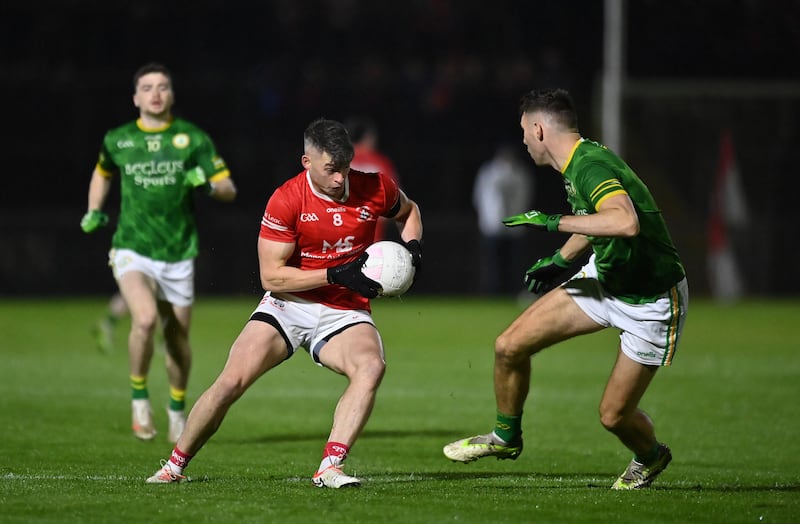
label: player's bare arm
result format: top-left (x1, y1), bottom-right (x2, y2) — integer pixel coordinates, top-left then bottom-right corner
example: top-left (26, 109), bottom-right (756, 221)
top-left (87, 168), bottom-right (112, 211)
top-left (388, 190), bottom-right (423, 243)
top-left (257, 237), bottom-right (329, 292)
top-left (557, 193), bottom-right (639, 238)
top-left (558, 234), bottom-right (592, 262)
top-left (207, 176), bottom-right (237, 203)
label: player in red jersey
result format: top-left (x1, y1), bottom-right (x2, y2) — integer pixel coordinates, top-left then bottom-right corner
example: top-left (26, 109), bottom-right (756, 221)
top-left (346, 116), bottom-right (400, 241)
top-left (146, 118), bottom-right (423, 489)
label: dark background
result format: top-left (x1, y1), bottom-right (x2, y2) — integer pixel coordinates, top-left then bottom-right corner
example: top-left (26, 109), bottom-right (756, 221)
top-left (2, 0), bottom-right (799, 297)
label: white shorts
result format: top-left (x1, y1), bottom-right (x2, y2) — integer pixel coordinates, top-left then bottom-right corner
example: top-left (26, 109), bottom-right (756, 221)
top-left (109, 248), bottom-right (195, 307)
top-left (250, 291), bottom-right (379, 366)
top-left (564, 254), bottom-right (688, 366)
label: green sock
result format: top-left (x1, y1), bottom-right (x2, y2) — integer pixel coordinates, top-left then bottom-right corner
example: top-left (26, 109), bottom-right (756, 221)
top-left (494, 411), bottom-right (522, 444)
top-left (635, 443), bottom-right (660, 465)
top-left (131, 375), bottom-right (148, 400)
top-left (169, 386), bottom-right (186, 411)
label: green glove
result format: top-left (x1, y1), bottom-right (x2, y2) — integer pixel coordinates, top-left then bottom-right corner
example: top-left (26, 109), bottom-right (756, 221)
top-left (524, 249), bottom-right (571, 294)
top-left (80, 210), bottom-right (109, 233)
top-left (502, 209), bottom-right (562, 232)
top-left (184, 166), bottom-right (208, 189)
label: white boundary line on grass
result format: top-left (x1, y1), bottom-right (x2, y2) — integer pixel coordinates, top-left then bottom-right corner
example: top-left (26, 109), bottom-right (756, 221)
top-left (3, 473), bottom-right (135, 481)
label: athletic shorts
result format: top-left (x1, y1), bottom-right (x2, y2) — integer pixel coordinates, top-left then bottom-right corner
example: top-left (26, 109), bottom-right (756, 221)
top-left (109, 248), bottom-right (194, 307)
top-left (250, 291), bottom-right (379, 366)
top-left (564, 254), bottom-right (688, 366)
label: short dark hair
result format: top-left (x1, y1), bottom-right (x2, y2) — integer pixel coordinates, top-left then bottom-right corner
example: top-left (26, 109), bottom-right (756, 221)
top-left (304, 118), bottom-right (355, 170)
top-left (519, 88), bottom-right (579, 132)
top-left (133, 62), bottom-right (172, 91)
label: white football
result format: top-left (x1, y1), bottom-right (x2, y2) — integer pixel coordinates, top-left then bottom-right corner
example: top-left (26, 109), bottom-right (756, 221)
top-left (361, 241), bottom-right (416, 297)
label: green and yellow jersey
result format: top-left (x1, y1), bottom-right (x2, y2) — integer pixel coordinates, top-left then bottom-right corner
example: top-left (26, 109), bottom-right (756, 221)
top-left (96, 117), bottom-right (230, 262)
top-left (562, 139), bottom-right (685, 303)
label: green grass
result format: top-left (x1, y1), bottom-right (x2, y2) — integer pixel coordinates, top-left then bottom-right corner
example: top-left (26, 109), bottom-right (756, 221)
top-left (1, 296), bottom-right (798, 523)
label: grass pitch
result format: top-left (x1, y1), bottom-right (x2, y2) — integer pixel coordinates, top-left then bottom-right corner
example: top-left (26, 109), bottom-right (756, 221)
top-left (0, 296), bottom-right (798, 523)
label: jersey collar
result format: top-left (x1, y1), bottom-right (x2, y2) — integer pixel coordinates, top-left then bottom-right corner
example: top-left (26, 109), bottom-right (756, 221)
top-left (136, 117), bottom-right (174, 133)
top-left (561, 137), bottom-right (585, 174)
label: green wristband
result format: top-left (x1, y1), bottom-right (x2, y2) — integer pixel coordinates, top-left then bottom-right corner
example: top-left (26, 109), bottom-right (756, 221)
top-left (552, 249), bottom-right (570, 268)
top-left (546, 214), bottom-right (562, 232)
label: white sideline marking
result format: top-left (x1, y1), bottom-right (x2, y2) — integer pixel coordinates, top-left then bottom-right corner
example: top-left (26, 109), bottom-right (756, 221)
top-left (3, 473), bottom-right (134, 481)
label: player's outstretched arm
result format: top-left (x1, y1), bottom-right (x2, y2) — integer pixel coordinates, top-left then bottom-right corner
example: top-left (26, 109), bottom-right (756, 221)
top-left (506, 195), bottom-right (639, 238)
top-left (502, 209), bottom-right (561, 232)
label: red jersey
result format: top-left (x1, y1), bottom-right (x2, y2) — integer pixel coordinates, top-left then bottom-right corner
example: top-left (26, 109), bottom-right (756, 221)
top-left (351, 145), bottom-right (399, 241)
top-left (259, 169), bottom-right (401, 311)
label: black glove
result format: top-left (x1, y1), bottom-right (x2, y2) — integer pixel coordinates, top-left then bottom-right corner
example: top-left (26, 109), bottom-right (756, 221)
top-left (524, 249), bottom-right (572, 294)
top-left (327, 252), bottom-right (381, 298)
top-left (405, 239), bottom-right (423, 270)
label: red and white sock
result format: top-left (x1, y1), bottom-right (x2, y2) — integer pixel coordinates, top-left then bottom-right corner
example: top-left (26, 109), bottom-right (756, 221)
top-left (317, 441), bottom-right (349, 472)
top-left (167, 447), bottom-right (193, 474)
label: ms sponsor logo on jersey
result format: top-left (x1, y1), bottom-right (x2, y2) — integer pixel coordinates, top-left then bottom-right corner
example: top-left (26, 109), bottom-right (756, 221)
top-left (172, 133), bottom-right (190, 149)
top-left (356, 206), bottom-right (376, 222)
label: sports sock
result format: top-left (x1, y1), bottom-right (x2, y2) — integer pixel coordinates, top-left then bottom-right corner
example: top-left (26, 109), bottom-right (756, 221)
top-left (635, 442), bottom-right (661, 465)
top-left (131, 375), bottom-right (148, 400)
top-left (318, 441), bottom-right (349, 472)
top-left (493, 411), bottom-right (522, 444)
top-left (168, 446), bottom-right (193, 473)
top-left (168, 386), bottom-right (186, 411)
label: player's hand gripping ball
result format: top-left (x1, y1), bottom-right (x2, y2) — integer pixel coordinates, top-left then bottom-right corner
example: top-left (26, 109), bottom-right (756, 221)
top-left (361, 241), bottom-right (417, 297)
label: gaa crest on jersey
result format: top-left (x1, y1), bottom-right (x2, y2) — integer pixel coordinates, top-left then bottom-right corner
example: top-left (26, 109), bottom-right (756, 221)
top-left (172, 133), bottom-right (190, 149)
top-left (564, 180), bottom-right (577, 197)
top-left (356, 206), bottom-right (376, 222)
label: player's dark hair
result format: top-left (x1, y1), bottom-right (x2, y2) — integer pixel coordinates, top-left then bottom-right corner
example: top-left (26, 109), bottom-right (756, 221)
top-left (133, 62), bottom-right (173, 91)
top-left (304, 118), bottom-right (355, 170)
top-left (519, 88), bottom-right (579, 132)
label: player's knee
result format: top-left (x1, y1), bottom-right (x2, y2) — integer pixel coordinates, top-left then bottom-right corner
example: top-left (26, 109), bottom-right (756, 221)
top-left (358, 355), bottom-right (386, 387)
top-left (494, 333), bottom-right (526, 364)
top-left (598, 403), bottom-right (625, 432)
top-left (131, 313), bottom-right (158, 336)
top-left (212, 375), bottom-right (249, 405)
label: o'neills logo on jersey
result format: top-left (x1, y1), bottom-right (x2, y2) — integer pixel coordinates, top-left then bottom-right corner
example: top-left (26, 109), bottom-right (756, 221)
top-left (356, 206), bottom-right (375, 222)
